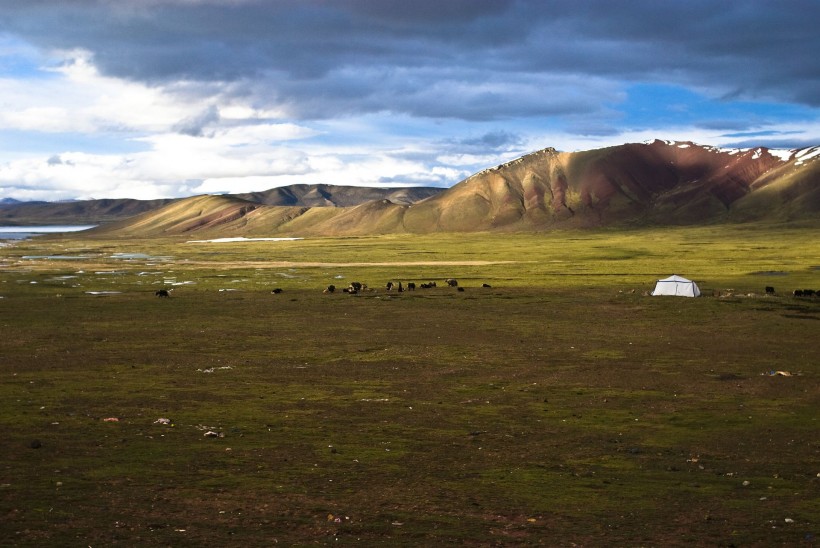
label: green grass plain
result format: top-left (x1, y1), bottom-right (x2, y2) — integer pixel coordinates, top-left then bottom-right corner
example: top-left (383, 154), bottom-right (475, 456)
top-left (1, 225), bottom-right (818, 546)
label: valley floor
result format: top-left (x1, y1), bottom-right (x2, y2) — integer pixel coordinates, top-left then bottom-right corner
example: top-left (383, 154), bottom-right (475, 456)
top-left (0, 228), bottom-right (818, 545)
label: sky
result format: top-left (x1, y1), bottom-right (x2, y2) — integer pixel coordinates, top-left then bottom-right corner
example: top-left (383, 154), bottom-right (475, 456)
top-left (1, 0), bottom-right (819, 201)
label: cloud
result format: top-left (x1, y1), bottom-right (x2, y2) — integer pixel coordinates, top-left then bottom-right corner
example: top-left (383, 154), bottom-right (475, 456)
top-left (453, 131), bottom-right (526, 151)
top-left (720, 138), bottom-right (820, 151)
top-left (0, 116), bottom-right (453, 200)
top-left (173, 105), bottom-right (220, 137)
top-left (0, 1), bottom-right (818, 201)
top-left (4, 1), bottom-right (819, 115)
top-left (46, 154), bottom-right (74, 166)
top-left (0, 49), bottom-right (203, 136)
top-left (377, 167), bottom-right (465, 188)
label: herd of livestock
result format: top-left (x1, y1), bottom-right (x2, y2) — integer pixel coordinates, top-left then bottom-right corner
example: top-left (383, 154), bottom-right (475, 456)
top-left (321, 278), bottom-right (472, 294)
top-left (153, 278), bottom-right (475, 297)
top-left (765, 286), bottom-right (820, 297)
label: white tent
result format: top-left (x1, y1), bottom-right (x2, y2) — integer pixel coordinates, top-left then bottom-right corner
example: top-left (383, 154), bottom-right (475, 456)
top-left (651, 275), bottom-right (701, 297)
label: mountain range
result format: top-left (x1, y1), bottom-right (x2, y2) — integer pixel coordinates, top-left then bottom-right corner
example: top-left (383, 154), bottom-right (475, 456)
top-left (0, 186), bottom-right (441, 226)
top-left (3, 140), bottom-right (818, 236)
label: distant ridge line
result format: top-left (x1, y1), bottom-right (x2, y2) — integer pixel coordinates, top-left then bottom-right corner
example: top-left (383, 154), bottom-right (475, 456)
top-left (3, 139), bottom-right (819, 236)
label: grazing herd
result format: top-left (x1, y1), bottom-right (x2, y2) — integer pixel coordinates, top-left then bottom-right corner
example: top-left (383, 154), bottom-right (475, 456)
top-left (792, 289), bottom-right (817, 297)
top-left (764, 286), bottom-right (819, 298)
top-left (318, 278), bottom-right (485, 295)
top-left (156, 278), bottom-right (478, 298)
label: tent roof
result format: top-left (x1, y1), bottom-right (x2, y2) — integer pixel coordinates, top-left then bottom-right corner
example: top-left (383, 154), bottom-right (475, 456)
top-left (657, 275), bottom-right (693, 283)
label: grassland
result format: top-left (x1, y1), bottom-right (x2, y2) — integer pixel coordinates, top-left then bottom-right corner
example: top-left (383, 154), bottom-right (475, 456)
top-left (1, 225), bottom-right (818, 546)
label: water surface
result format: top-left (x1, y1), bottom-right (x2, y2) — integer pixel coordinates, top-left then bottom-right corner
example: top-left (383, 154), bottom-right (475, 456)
top-left (0, 225), bottom-right (96, 240)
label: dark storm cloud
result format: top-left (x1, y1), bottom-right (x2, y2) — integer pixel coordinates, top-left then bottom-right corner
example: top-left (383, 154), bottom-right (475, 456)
top-left (260, 68), bottom-right (620, 120)
top-left (2, 0), bottom-right (819, 121)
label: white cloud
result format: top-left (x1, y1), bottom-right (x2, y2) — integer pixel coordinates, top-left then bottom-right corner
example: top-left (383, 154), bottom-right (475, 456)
top-left (219, 104), bottom-right (286, 121)
top-left (0, 152), bottom-right (168, 200)
top-left (216, 123), bottom-right (321, 146)
top-left (0, 47), bottom-right (333, 199)
top-left (0, 50), bottom-right (194, 135)
top-left (135, 139), bottom-right (313, 182)
top-left (435, 153), bottom-right (516, 168)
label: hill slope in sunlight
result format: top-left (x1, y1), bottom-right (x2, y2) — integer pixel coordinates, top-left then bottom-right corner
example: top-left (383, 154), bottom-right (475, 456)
top-left (82, 140), bottom-right (820, 238)
top-left (0, 185), bottom-right (443, 226)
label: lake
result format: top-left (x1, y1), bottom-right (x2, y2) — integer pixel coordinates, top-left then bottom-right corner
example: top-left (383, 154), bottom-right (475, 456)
top-left (0, 225), bottom-right (97, 240)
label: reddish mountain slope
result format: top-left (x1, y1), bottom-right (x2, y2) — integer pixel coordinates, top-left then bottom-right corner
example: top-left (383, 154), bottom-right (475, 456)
top-left (400, 140), bottom-right (817, 231)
